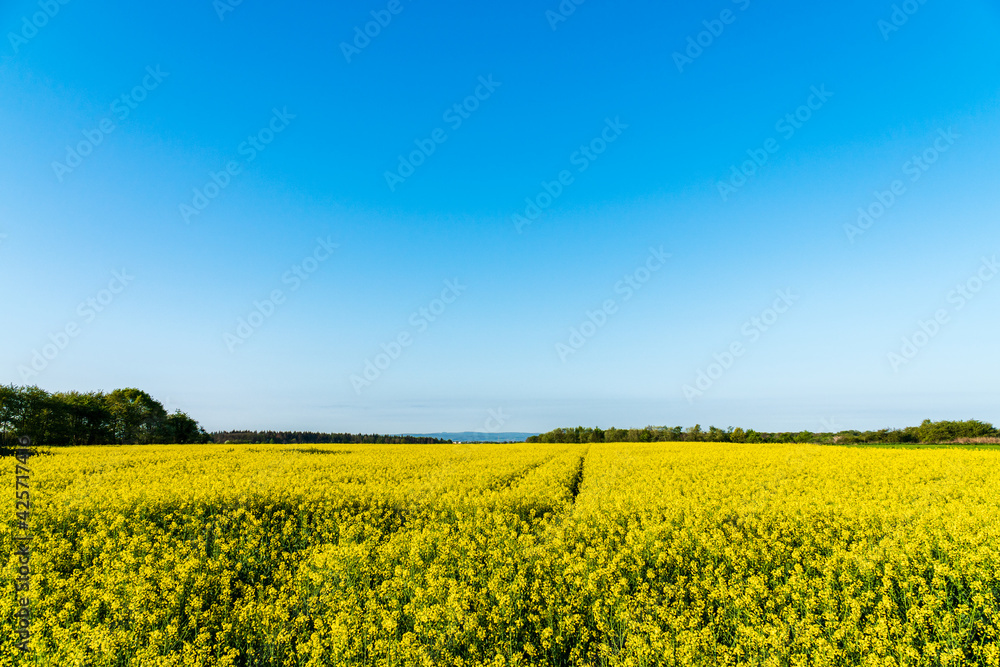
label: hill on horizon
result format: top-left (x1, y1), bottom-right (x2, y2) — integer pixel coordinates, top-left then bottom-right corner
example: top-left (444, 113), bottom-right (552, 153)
top-left (401, 432), bottom-right (539, 442)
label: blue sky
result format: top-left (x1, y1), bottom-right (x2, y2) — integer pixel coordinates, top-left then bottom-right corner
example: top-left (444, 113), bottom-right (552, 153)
top-left (2, 0), bottom-right (998, 433)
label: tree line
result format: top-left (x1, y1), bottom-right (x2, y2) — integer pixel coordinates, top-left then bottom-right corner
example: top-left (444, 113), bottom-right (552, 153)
top-left (211, 431), bottom-right (452, 445)
top-left (0, 385), bottom-right (454, 448)
top-left (6, 383), bottom-right (992, 449)
top-left (526, 420), bottom-right (1000, 445)
top-left (0, 384), bottom-right (210, 447)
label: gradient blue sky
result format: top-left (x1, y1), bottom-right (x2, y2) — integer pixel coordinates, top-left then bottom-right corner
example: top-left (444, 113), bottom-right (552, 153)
top-left (2, 0), bottom-right (999, 433)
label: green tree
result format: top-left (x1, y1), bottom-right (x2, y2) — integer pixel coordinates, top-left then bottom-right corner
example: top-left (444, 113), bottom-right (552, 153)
top-left (626, 428), bottom-right (653, 442)
top-left (163, 410), bottom-right (210, 444)
top-left (605, 428), bottom-right (627, 442)
top-left (707, 426), bottom-right (728, 442)
top-left (917, 419), bottom-right (997, 443)
top-left (51, 391), bottom-right (113, 446)
top-left (0, 385), bottom-right (58, 445)
top-left (105, 388), bottom-right (167, 444)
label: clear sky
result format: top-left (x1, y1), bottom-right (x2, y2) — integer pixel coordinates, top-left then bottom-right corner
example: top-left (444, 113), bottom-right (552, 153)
top-left (2, 0), bottom-right (998, 434)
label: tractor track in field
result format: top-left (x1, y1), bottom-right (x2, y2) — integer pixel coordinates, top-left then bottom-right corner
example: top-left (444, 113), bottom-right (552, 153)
top-left (486, 455), bottom-right (558, 493)
top-left (568, 452), bottom-right (586, 503)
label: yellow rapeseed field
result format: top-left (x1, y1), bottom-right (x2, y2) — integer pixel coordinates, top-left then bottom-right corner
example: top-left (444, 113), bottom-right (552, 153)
top-left (3, 442), bottom-right (999, 666)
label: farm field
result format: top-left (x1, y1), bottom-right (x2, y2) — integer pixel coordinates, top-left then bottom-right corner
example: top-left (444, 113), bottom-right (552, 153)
top-left (822, 443), bottom-right (1000, 451)
top-left (4, 442), bottom-right (1000, 666)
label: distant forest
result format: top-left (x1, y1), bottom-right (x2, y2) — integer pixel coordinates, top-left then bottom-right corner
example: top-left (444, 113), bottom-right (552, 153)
top-left (527, 420), bottom-right (1000, 445)
top-left (0, 385), bottom-right (452, 448)
top-left (6, 383), bottom-right (995, 449)
top-left (211, 431), bottom-right (452, 445)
